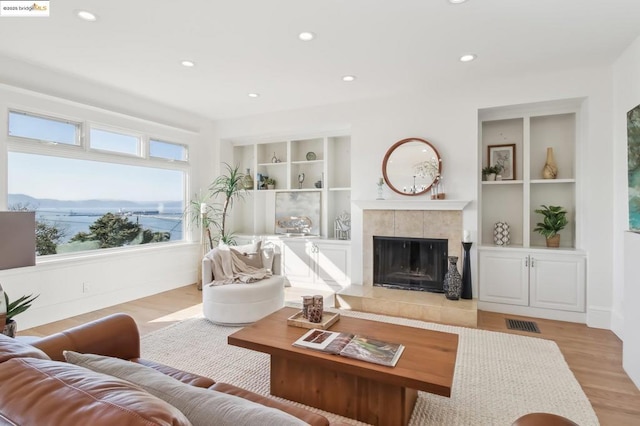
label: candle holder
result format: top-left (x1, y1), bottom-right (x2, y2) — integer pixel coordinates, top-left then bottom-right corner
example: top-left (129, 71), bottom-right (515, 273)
top-left (461, 242), bottom-right (473, 299)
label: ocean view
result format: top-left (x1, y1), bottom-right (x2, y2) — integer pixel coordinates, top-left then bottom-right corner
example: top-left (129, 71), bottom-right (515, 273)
top-left (35, 207), bottom-right (184, 244)
top-left (8, 194), bottom-right (185, 245)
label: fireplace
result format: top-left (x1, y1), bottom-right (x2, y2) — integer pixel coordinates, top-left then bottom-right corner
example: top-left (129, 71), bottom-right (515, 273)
top-left (373, 236), bottom-right (448, 293)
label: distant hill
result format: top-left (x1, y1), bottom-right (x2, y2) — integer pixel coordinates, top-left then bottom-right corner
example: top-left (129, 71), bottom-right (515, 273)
top-left (8, 194), bottom-right (183, 210)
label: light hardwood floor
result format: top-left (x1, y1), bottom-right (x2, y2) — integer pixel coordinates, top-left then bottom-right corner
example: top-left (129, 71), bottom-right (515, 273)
top-left (21, 285), bottom-right (640, 425)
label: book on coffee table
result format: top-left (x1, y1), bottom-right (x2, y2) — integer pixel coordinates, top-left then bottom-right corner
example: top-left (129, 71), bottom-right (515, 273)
top-left (292, 328), bottom-right (405, 367)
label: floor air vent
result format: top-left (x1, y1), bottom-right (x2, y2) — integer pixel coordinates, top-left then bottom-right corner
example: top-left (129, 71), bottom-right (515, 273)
top-left (506, 318), bottom-right (540, 333)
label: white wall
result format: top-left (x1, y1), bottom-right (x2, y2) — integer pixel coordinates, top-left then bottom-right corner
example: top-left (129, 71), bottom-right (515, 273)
top-left (612, 34), bottom-right (640, 388)
top-left (215, 66), bottom-right (615, 329)
top-left (0, 60), bottom-right (215, 330)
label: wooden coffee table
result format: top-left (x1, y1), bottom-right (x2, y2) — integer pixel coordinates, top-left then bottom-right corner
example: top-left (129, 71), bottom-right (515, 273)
top-left (228, 307), bottom-right (458, 426)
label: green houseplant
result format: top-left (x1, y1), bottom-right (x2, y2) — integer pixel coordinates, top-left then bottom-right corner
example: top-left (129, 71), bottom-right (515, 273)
top-left (186, 164), bottom-right (248, 288)
top-left (533, 205), bottom-right (568, 247)
top-left (265, 177), bottom-right (276, 190)
top-left (1, 289), bottom-right (39, 338)
top-left (482, 164), bottom-right (503, 181)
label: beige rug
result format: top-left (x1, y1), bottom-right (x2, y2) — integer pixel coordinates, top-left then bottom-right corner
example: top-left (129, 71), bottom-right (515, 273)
top-left (140, 307), bottom-right (599, 425)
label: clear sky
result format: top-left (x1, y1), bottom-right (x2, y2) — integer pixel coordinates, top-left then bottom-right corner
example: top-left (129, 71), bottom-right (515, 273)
top-left (9, 152), bottom-right (183, 202)
top-left (7, 112), bottom-right (185, 202)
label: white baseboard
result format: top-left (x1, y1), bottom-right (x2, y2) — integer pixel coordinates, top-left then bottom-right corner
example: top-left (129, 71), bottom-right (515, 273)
top-left (477, 301), bottom-right (586, 323)
top-left (586, 305), bottom-right (612, 329)
top-left (610, 309), bottom-right (625, 339)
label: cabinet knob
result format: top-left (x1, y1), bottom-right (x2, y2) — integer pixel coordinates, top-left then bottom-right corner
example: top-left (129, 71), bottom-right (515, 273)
top-left (525, 256), bottom-right (529, 267)
top-left (531, 258), bottom-right (535, 267)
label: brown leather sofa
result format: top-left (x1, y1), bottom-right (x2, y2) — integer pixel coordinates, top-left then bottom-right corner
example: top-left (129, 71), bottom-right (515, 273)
top-left (0, 313), bottom-right (330, 426)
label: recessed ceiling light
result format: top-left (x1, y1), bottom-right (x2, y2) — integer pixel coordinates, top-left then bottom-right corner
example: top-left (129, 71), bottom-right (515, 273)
top-left (459, 54), bottom-right (477, 62)
top-left (342, 75), bottom-right (356, 82)
top-left (76, 10), bottom-right (97, 21)
top-left (248, 93), bottom-right (260, 98)
top-left (298, 32), bottom-right (316, 41)
top-left (448, 0), bottom-right (468, 4)
top-left (181, 60), bottom-right (195, 67)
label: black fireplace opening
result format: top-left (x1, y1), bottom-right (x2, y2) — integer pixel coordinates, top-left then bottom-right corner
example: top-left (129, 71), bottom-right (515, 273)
top-left (373, 236), bottom-right (447, 293)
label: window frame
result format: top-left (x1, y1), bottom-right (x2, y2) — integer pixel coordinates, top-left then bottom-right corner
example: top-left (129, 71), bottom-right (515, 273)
top-left (5, 107), bottom-right (192, 258)
top-left (7, 109), bottom-right (82, 147)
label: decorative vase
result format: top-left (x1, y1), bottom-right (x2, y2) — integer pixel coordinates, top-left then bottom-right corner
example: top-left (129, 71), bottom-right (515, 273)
top-left (444, 256), bottom-right (462, 300)
top-left (494, 221), bottom-right (511, 246)
top-left (461, 242), bottom-right (473, 299)
top-left (242, 168), bottom-right (254, 189)
top-left (542, 147), bottom-right (558, 179)
top-left (546, 234), bottom-right (561, 248)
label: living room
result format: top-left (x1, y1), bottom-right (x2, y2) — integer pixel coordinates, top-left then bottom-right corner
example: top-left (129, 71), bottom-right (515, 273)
top-left (1, 1), bottom-right (640, 424)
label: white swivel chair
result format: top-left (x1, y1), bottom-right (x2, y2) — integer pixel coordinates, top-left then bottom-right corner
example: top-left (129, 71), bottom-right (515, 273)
top-left (202, 242), bottom-right (285, 326)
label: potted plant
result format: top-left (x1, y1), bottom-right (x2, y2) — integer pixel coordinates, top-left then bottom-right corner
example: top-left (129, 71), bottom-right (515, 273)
top-left (481, 165), bottom-right (503, 181)
top-left (186, 164), bottom-right (248, 288)
top-left (533, 205), bottom-right (568, 247)
top-left (1, 288), bottom-right (39, 338)
top-left (265, 178), bottom-right (276, 190)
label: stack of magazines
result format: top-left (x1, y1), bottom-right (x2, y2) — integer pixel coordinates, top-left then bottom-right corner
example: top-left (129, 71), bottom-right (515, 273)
top-left (293, 329), bottom-right (405, 367)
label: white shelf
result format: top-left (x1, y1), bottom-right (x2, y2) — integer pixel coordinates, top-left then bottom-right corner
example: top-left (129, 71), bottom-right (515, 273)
top-left (530, 179), bottom-right (575, 184)
top-left (291, 160), bottom-right (323, 165)
top-left (258, 162), bottom-right (287, 167)
top-left (482, 180), bottom-right (524, 185)
top-left (329, 187), bottom-right (351, 191)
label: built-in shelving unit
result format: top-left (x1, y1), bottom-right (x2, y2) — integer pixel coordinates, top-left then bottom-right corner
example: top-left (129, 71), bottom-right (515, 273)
top-left (477, 99), bottom-right (587, 320)
top-left (224, 132), bottom-right (351, 240)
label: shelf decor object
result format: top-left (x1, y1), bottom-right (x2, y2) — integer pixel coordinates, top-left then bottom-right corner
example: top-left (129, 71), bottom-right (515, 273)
top-left (488, 144), bottom-right (515, 180)
top-left (242, 168), bottom-right (254, 189)
top-left (542, 147), bottom-right (558, 179)
top-left (306, 151), bottom-right (316, 160)
top-left (287, 310), bottom-right (340, 330)
top-left (493, 221), bottom-right (511, 246)
top-left (376, 177), bottom-right (384, 200)
top-left (461, 242), bottom-right (473, 299)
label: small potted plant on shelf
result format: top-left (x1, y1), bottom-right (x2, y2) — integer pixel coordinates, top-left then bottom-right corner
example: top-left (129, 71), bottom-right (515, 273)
top-left (1, 288), bottom-right (39, 338)
top-left (265, 178), bottom-right (276, 190)
top-left (482, 165), bottom-right (503, 181)
top-left (533, 205), bottom-right (568, 247)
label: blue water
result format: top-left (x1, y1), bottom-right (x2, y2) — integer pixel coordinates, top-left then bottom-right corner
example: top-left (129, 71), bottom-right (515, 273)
top-left (36, 207), bottom-right (183, 244)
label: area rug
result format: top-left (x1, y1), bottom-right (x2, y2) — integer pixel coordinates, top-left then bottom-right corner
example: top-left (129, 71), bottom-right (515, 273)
top-left (140, 308), bottom-right (599, 426)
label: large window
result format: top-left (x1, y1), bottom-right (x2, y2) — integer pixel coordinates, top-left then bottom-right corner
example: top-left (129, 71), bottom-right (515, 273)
top-left (7, 110), bottom-right (188, 256)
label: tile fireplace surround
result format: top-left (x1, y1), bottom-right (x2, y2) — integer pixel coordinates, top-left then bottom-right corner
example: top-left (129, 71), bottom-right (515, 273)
top-left (338, 200), bottom-right (477, 327)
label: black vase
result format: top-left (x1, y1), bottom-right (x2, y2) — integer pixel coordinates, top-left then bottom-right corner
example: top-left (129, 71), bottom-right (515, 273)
top-left (461, 242), bottom-right (473, 299)
top-left (444, 256), bottom-right (462, 300)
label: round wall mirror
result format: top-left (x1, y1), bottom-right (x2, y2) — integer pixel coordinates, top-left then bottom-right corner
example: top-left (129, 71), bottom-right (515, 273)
top-left (382, 137), bottom-right (442, 196)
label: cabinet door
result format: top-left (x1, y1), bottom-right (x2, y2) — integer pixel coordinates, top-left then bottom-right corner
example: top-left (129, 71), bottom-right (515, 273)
top-left (314, 242), bottom-right (350, 288)
top-left (479, 251), bottom-right (529, 306)
top-left (529, 254), bottom-right (585, 312)
top-left (281, 240), bottom-right (314, 286)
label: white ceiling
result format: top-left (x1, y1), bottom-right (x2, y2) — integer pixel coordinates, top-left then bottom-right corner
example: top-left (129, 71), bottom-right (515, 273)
top-left (1, 0), bottom-right (639, 121)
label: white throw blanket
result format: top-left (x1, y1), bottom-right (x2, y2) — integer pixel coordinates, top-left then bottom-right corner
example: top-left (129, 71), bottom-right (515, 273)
top-left (205, 245), bottom-right (272, 286)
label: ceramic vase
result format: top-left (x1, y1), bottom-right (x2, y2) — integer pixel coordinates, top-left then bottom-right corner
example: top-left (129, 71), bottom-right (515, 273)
top-left (543, 147), bottom-right (558, 179)
top-left (242, 168), bottom-right (254, 189)
top-left (494, 221), bottom-right (511, 246)
top-left (444, 256), bottom-right (462, 300)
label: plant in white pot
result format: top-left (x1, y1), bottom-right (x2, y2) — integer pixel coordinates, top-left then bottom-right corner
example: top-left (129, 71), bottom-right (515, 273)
top-left (1, 286), bottom-right (39, 338)
top-left (533, 205), bottom-right (568, 248)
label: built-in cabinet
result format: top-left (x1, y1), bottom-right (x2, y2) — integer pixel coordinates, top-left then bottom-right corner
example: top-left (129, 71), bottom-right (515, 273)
top-left (479, 249), bottom-right (585, 312)
top-left (477, 99), bottom-right (587, 320)
top-left (281, 238), bottom-right (351, 291)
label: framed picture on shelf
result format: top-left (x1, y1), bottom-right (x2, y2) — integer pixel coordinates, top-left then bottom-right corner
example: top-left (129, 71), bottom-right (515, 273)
top-left (488, 144), bottom-right (516, 180)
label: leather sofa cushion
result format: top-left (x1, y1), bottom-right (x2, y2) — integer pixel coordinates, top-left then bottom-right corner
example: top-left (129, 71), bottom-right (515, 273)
top-left (65, 351), bottom-right (308, 426)
top-left (0, 357), bottom-right (191, 426)
top-left (0, 333), bottom-right (50, 363)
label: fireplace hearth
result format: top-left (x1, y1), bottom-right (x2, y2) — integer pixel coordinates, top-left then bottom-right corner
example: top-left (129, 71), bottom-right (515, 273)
top-left (373, 236), bottom-right (448, 293)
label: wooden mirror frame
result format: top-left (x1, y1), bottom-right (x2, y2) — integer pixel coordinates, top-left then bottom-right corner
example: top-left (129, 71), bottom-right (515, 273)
top-left (382, 137), bottom-right (442, 196)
